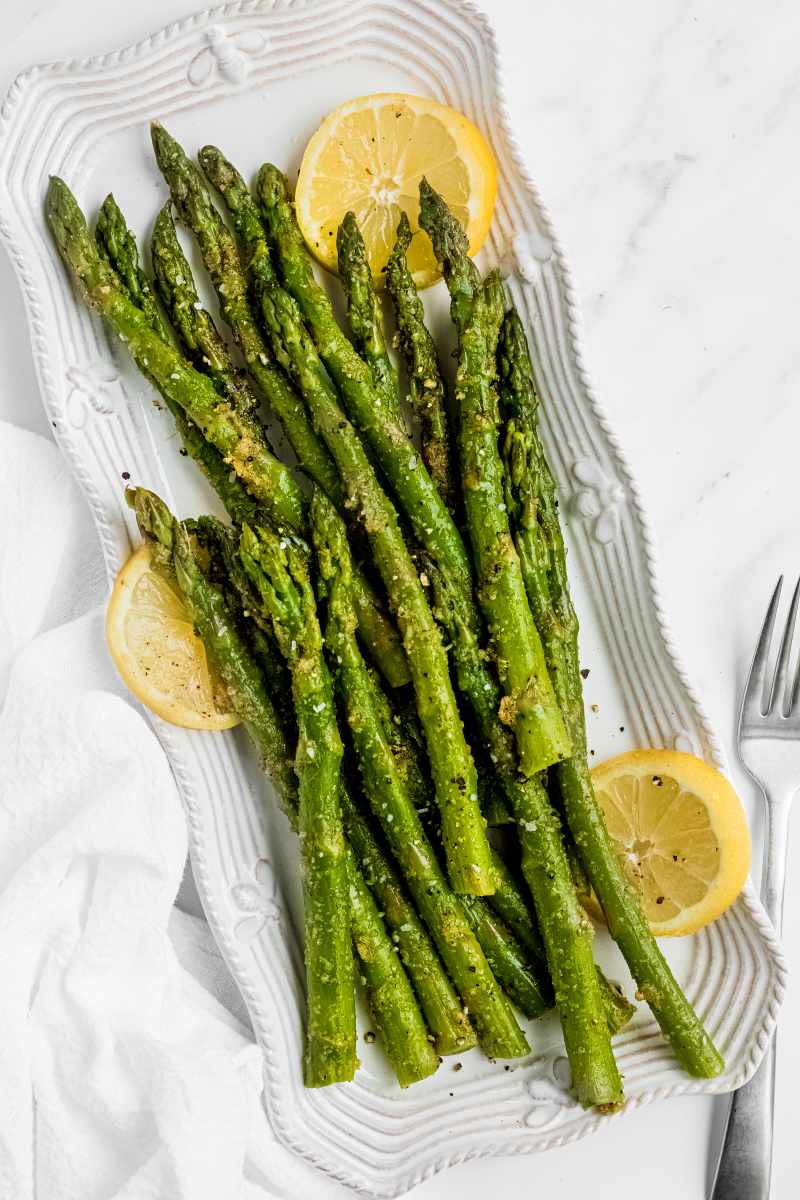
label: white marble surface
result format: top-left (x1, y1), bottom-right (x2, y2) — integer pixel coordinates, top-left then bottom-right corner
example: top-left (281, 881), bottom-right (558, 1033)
top-left (1, 1), bottom-right (798, 1196)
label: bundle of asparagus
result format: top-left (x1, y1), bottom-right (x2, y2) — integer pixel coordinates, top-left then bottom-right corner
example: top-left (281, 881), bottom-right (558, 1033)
top-left (45, 124), bottom-right (722, 1103)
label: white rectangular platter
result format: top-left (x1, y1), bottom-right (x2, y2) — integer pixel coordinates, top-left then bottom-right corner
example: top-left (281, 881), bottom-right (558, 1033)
top-left (0, 1), bottom-right (786, 1195)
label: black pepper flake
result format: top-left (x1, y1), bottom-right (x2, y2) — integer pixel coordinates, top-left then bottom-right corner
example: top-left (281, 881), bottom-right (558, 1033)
top-left (364, 1031), bottom-right (376, 1044)
top-left (453, 1062), bottom-right (462, 1072)
top-left (652, 775), bottom-right (663, 787)
top-left (619, 726), bottom-right (625, 733)
top-left (121, 471), bottom-right (130, 480)
top-left (580, 668), bottom-right (590, 680)
top-left (656, 896), bottom-right (665, 905)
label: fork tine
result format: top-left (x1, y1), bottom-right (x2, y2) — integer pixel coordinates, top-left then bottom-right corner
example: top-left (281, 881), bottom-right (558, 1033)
top-left (740, 577), bottom-right (783, 725)
top-left (770, 575), bottom-right (800, 715)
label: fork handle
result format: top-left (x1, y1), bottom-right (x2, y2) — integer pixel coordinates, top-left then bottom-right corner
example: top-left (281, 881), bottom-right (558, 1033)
top-left (710, 792), bottom-right (791, 1199)
top-left (710, 1040), bottom-right (776, 1200)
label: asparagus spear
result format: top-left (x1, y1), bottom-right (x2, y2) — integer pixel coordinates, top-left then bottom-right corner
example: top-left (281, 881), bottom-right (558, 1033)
top-left (94, 197), bottom-right (267, 530)
top-left (150, 202), bottom-right (257, 416)
top-left (128, 488), bottom-right (297, 806)
top-left (237, 520), bottom-right (356, 1086)
top-left (146, 154), bottom-right (409, 692)
top-left (458, 896), bottom-right (549, 1020)
top-left (256, 165), bottom-right (476, 611)
top-left (385, 211), bottom-right (457, 510)
top-left (427, 556), bottom-right (623, 1105)
top-left (311, 490), bottom-right (529, 1058)
top-left (96, 193), bottom-right (170, 341)
top-left (133, 489), bottom-right (440, 1085)
top-left (487, 850), bottom-right (548, 970)
top-left (347, 848), bottom-right (440, 1086)
top-left (246, 163), bottom-right (523, 819)
top-left (217, 527), bottom-right (471, 1061)
top-left (418, 177), bottom-right (480, 340)
top-left (200, 149), bottom-right (492, 897)
top-left (339, 784), bottom-right (476, 1056)
top-left (256, 165), bottom-right (577, 816)
top-left (46, 176), bottom-right (306, 536)
top-left (487, 850), bottom-right (634, 1035)
top-left (336, 211), bottom-right (402, 416)
top-left (429, 226), bottom-right (569, 774)
top-left (236, 522), bottom-right (437, 1085)
top-left (364, 695), bottom-right (632, 1039)
top-left (175, 511), bottom-right (459, 1068)
top-left (188, 513), bottom-right (296, 732)
top-left (150, 122), bottom-right (342, 503)
top-left (80, 181), bottom-right (411, 691)
top-left (497, 307), bottom-right (723, 1078)
top-left (358, 676), bottom-right (610, 1032)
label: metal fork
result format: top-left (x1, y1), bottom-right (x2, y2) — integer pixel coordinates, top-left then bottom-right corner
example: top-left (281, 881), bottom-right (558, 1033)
top-left (710, 576), bottom-right (797, 1200)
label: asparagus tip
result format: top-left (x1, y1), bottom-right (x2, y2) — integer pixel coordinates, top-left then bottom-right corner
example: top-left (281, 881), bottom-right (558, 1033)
top-left (256, 162), bottom-right (287, 210)
top-left (395, 209), bottom-right (412, 245)
top-left (150, 119), bottom-right (179, 165)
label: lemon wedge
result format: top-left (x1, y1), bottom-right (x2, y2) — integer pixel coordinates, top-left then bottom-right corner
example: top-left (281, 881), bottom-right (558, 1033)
top-left (295, 92), bottom-right (497, 287)
top-left (106, 543), bottom-right (240, 731)
top-left (590, 749), bottom-right (751, 936)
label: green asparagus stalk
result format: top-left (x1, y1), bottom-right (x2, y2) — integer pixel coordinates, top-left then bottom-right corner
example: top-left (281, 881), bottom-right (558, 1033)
top-left (237, 520), bottom-right (356, 1086)
top-left (102, 191), bottom-right (407, 699)
top-left (418, 177), bottom-right (481, 340)
top-left (600, 977), bottom-right (637, 1037)
top-left (86, 182), bottom-right (409, 691)
top-left (256, 165), bottom-right (476, 613)
top-left (134, 488), bottom-right (443, 1084)
top-left (427, 557), bottom-right (623, 1106)
top-left (336, 211), bottom-right (401, 416)
top-left (431, 235), bottom-right (569, 773)
top-left (340, 784), bottom-right (476, 1056)
top-left (150, 202), bottom-right (257, 416)
top-left (256, 167), bottom-right (574, 816)
top-left (488, 850), bottom-right (548, 969)
top-left (385, 212), bottom-right (456, 510)
top-left (488, 849), bottom-right (634, 1035)
top-left (93, 197), bottom-right (264, 528)
top-left (258, 171), bottom-right (571, 813)
top-left (190, 515), bottom-right (453, 1076)
top-left (148, 149), bottom-right (409, 692)
top-left (96, 193), bottom-right (170, 342)
top-left (46, 176), bottom-right (306, 536)
top-left (497, 307), bottom-right (723, 1078)
top-left (128, 488), bottom-right (297, 805)
top-left (150, 122), bottom-right (342, 503)
top-left (458, 896), bottom-right (549, 1020)
top-left (374, 694), bottom-right (629, 1034)
top-left (311, 490), bottom-right (529, 1057)
top-left (358, 677), bottom-right (615, 1035)
top-left (188, 513), bottom-right (296, 731)
top-left (346, 848), bottom-right (440, 1086)
top-left (96, 199), bottom-right (270, 530)
top-left (200, 150), bottom-right (491, 896)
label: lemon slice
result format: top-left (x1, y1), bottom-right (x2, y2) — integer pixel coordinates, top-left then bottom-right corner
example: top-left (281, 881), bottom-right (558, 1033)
top-left (590, 749), bottom-right (751, 936)
top-left (106, 543), bottom-right (240, 731)
top-left (295, 92), bottom-right (497, 287)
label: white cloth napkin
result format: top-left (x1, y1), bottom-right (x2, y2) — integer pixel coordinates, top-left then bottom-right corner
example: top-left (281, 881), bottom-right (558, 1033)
top-left (0, 422), bottom-right (344, 1200)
